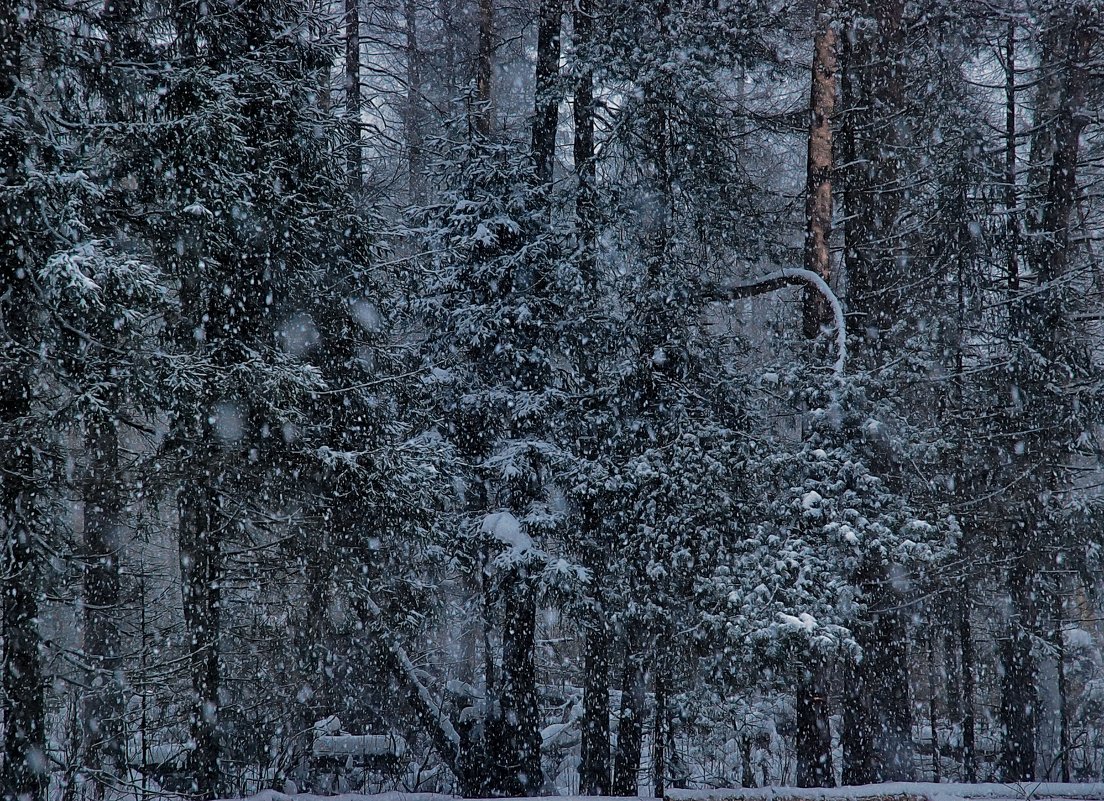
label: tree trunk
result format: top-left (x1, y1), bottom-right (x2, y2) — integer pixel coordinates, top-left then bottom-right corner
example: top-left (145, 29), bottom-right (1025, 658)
top-left (531, 0), bottom-right (561, 189)
top-left (841, 0), bottom-right (906, 348)
top-left (927, 633), bottom-right (940, 783)
top-left (842, 579), bottom-right (914, 783)
top-left (82, 415), bottom-right (127, 794)
top-left (572, 0), bottom-right (597, 288)
top-left (1004, 16), bottom-right (1019, 292)
top-left (498, 568), bottom-right (543, 795)
top-left (1055, 577), bottom-right (1071, 783)
top-left (999, 560), bottom-right (1037, 781)
top-left (653, 671), bottom-right (665, 798)
top-left (802, 0), bottom-right (837, 338)
top-left (580, 559), bottom-right (611, 795)
top-left (959, 592), bottom-right (977, 782)
top-left (345, 0), bottom-right (361, 181)
top-left (840, 652), bottom-right (872, 785)
top-left (474, 0), bottom-right (494, 137)
top-left (179, 480), bottom-right (222, 800)
top-left (404, 0), bottom-right (424, 203)
top-left (0, 6), bottom-right (46, 800)
top-left (612, 640), bottom-right (645, 796)
top-left (795, 658), bottom-right (834, 787)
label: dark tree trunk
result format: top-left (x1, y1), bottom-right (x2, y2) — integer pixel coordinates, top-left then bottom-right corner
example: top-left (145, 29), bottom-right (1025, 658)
top-left (840, 655), bottom-right (872, 785)
top-left (82, 415), bottom-right (127, 793)
top-left (741, 736), bottom-right (755, 788)
top-left (1055, 576), bottom-right (1071, 783)
top-left (0, 7), bottom-right (46, 800)
top-left (927, 634), bottom-right (940, 783)
top-left (474, 0), bottom-right (494, 137)
top-left (404, 0), bottom-right (424, 203)
top-left (795, 658), bottom-right (835, 787)
top-left (842, 578), bottom-right (914, 783)
top-left (959, 593), bottom-right (977, 782)
top-left (572, 0), bottom-right (597, 287)
top-left (1004, 16), bottom-right (1019, 292)
top-left (612, 640), bottom-right (645, 796)
top-left (580, 557), bottom-right (611, 795)
top-left (345, 0), bottom-right (361, 180)
top-left (179, 480), bottom-right (222, 800)
top-left (653, 670), bottom-right (666, 797)
top-left (531, 0), bottom-right (561, 189)
top-left (999, 560), bottom-right (1037, 781)
top-left (81, 1), bottom-right (139, 780)
top-left (498, 569), bottom-right (543, 795)
top-left (841, 0), bottom-right (906, 348)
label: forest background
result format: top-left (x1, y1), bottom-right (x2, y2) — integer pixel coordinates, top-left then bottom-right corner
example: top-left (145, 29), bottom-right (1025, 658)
top-left (2, 0), bottom-right (1104, 800)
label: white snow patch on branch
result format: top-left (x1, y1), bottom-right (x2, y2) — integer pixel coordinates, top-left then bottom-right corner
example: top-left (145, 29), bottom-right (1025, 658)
top-left (720, 267), bottom-right (847, 375)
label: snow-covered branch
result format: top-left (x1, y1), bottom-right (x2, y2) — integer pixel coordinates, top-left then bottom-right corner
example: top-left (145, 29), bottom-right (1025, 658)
top-left (705, 267), bottom-right (846, 375)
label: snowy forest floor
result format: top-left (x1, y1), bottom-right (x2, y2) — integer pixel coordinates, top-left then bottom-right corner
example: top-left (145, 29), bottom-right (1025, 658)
top-left (221, 784), bottom-right (1104, 801)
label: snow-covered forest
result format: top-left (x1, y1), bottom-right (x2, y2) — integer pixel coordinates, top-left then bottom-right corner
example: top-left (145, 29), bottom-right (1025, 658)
top-left (2, 0), bottom-right (1104, 799)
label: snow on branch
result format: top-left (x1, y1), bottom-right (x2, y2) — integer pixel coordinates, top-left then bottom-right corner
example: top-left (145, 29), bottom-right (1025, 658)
top-left (705, 267), bottom-right (846, 375)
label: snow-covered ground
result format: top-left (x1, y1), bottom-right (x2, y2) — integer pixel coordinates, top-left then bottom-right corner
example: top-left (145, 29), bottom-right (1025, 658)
top-left (667, 783), bottom-right (1104, 801)
top-left (221, 783), bottom-right (1104, 801)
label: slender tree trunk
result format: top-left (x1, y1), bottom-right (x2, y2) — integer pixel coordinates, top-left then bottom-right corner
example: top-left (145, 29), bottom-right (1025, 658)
top-left (499, 568), bottom-right (543, 795)
top-left (928, 633), bottom-right (940, 783)
top-left (1055, 577), bottom-right (1071, 783)
top-left (580, 506), bottom-right (610, 795)
top-left (653, 671), bottom-right (666, 798)
top-left (573, 7), bottom-right (608, 789)
top-left (842, 581), bottom-right (914, 783)
top-left (345, 0), bottom-right (361, 181)
top-left (0, 7), bottom-right (46, 800)
top-left (841, 0), bottom-right (906, 347)
top-left (999, 559), bottom-right (1037, 781)
top-left (404, 0), bottom-right (424, 203)
top-left (840, 655), bottom-right (872, 785)
top-left (82, 415), bottom-right (127, 794)
top-left (474, 0), bottom-right (494, 137)
top-left (531, 0), bottom-right (562, 189)
top-left (82, 2), bottom-right (139, 784)
top-left (802, 0), bottom-right (837, 338)
top-left (959, 592), bottom-right (977, 782)
top-left (179, 479), bottom-right (222, 800)
top-left (581, 615), bottom-right (611, 794)
top-left (795, 658), bottom-right (834, 787)
top-left (612, 638), bottom-right (645, 796)
top-left (740, 736), bottom-right (755, 788)
top-left (1004, 16), bottom-right (1019, 292)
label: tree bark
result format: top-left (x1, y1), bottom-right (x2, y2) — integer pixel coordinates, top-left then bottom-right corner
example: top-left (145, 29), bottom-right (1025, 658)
top-left (580, 507), bottom-right (611, 796)
top-left (474, 0), bottom-right (494, 137)
top-left (531, 0), bottom-right (562, 189)
top-left (841, 0), bottom-right (906, 348)
top-left (802, 0), bottom-right (837, 339)
top-left (0, 6), bottom-right (46, 800)
top-left (345, 0), bottom-right (361, 181)
top-left (573, 0), bottom-right (597, 290)
top-left (498, 568), bottom-right (543, 795)
top-left (612, 638), bottom-right (645, 796)
top-left (1004, 16), bottom-right (1019, 293)
top-left (999, 559), bottom-right (1037, 781)
top-left (959, 591), bottom-right (977, 782)
top-left (795, 658), bottom-right (835, 787)
top-left (82, 414), bottom-right (127, 794)
top-left (179, 479), bottom-right (222, 800)
top-left (404, 0), bottom-right (424, 203)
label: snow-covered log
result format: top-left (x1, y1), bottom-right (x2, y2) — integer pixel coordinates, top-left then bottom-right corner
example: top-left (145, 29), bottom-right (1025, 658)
top-left (312, 735), bottom-right (408, 760)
